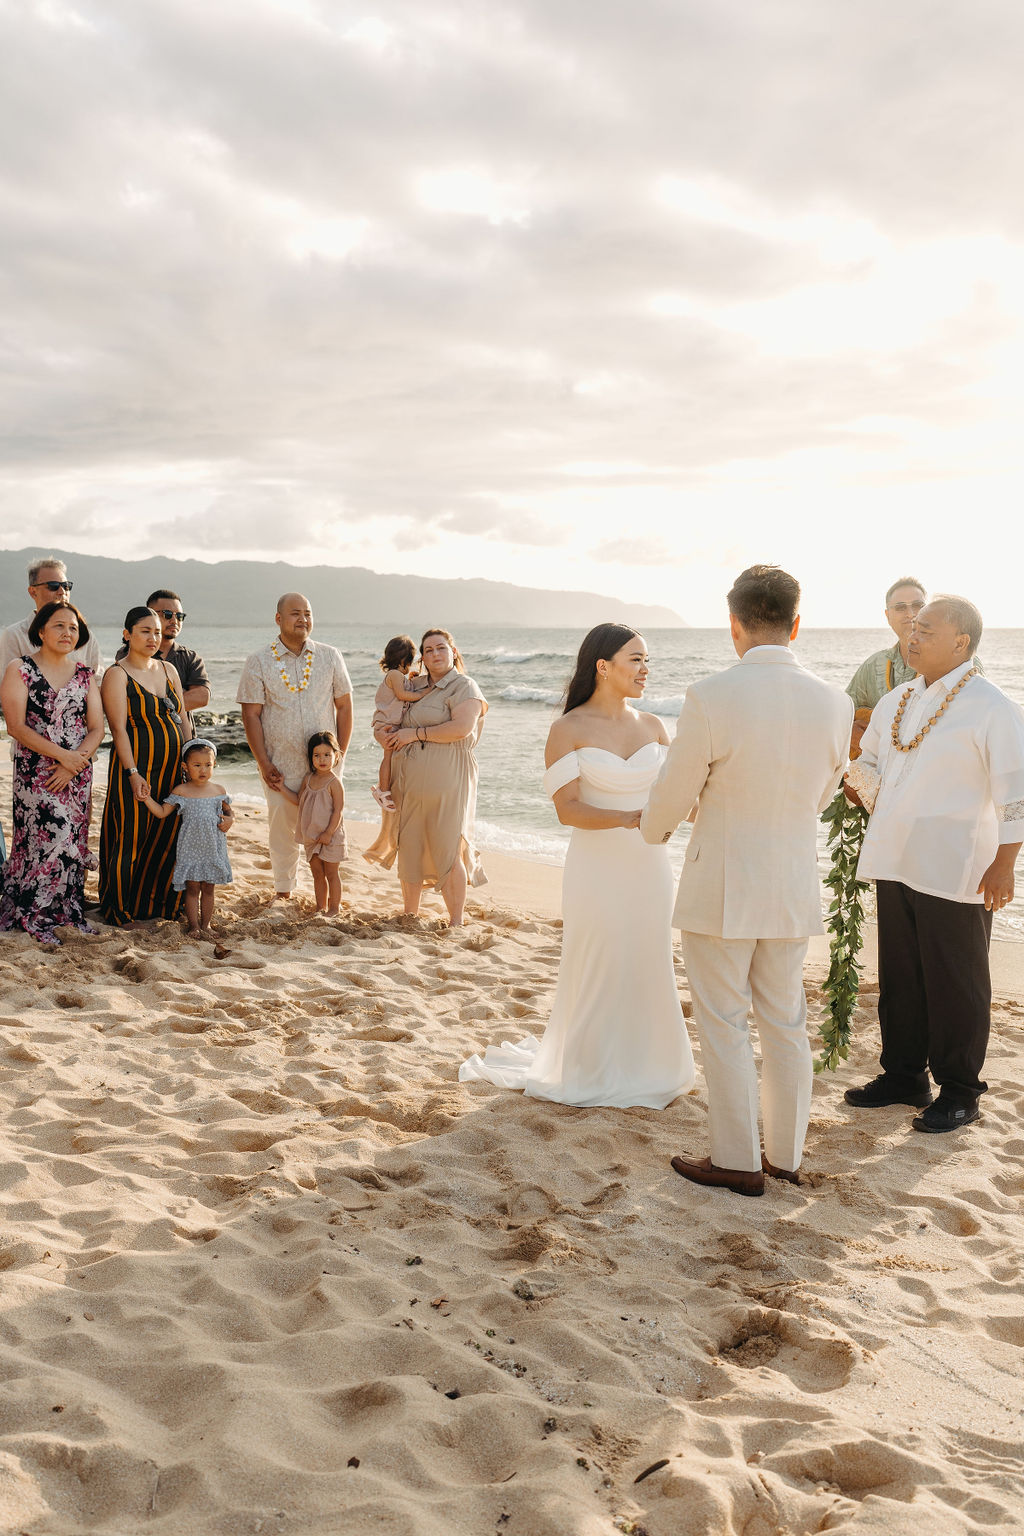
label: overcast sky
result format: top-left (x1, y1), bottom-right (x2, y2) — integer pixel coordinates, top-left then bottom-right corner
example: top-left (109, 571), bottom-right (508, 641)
top-left (2, 0), bottom-right (1023, 624)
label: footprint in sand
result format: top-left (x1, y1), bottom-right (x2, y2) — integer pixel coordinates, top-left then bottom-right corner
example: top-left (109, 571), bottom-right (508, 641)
top-left (6, 1042), bottom-right (43, 1063)
top-left (891, 1273), bottom-right (965, 1329)
top-left (712, 1306), bottom-right (855, 1393)
top-left (765, 1433), bottom-right (947, 1505)
top-left (991, 1167), bottom-right (1024, 1196)
top-left (981, 1314), bottom-right (1024, 1347)
top-left (348, 1025), bottom-right (415, 1043)
top-left (319, 1379), bottom-right (406, 1421)
top-left (894, 1194), bottom-right (981, 1237)
top-left (228, 1088), bottom-right (292, 1114)
top-left (225, 1129), bottom-right (285, 1152)
top-left (168, 1016), bottom-right (213, 1034)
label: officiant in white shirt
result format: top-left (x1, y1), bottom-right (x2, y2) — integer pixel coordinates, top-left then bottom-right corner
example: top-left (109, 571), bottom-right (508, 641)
top-left (845, 596), bottom-right (1024, 1133)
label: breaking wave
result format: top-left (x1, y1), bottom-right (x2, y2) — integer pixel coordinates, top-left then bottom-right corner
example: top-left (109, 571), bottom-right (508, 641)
top-left (497, 685), bottom-right (683, 717)
top-left (643, 695), bottom-right (684, 718)
top-left (473, 819), bottom-right (569, 865)
top-left (498, 686), bottom-right (563, 706)
top-left (480, 648), bottom-right (571, 664)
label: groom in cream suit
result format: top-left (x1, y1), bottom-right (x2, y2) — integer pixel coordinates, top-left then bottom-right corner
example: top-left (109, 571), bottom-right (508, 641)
top-left (642, 566), bottom-right (852, 1196)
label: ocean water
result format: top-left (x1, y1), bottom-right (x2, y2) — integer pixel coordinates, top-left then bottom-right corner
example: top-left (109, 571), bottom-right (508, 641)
top-left (84, 624), bottom-right (1024, 939)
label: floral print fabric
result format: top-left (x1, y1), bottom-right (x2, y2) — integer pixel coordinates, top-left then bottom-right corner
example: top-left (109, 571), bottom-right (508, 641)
top-left (0, 658), bottom-right (95, 944)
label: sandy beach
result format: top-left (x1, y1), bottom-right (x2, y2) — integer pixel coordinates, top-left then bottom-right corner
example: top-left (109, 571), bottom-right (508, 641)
top-left (1, 774), bottom-right (1023, 1535)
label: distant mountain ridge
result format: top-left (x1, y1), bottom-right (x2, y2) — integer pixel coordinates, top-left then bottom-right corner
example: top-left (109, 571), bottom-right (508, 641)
top-left (0, 550), bottom-right (686, 630)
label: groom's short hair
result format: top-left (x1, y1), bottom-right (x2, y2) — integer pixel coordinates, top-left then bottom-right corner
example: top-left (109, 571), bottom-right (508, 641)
top-left (728, 565), bottom-right (800, 632)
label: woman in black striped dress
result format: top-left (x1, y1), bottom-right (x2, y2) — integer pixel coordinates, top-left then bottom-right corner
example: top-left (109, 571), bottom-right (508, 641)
top-left (99, 607), bottom-right (192, 925)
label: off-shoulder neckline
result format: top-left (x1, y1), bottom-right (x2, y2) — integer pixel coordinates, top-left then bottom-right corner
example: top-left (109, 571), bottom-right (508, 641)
top-left (548, 741), bottom-right (664, 770)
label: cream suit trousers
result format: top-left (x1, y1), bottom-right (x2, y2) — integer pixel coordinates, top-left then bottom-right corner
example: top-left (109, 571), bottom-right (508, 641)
top-left (680, 932), bottom-right (812, 1174)
top-left (265, 786), bottom-right (301, 892)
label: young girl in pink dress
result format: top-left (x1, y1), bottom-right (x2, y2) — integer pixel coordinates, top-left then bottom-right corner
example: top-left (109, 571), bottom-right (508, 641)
top-left (280, 731), bottom-right (347, 915)
top-left (370, 636), bottom-right (432, 812)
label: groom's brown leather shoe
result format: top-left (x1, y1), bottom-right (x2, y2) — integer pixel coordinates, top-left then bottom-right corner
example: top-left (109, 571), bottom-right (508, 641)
top-left (670, 1155), bottom-right (765, 1197)
top-left (761, 1154), bottom-right (801, 1185)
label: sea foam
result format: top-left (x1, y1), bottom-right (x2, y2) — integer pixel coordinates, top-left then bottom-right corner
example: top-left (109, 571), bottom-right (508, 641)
top-left (483, 648), bottom-right (571, 665)
top-left (497, 685), bottom-right (683, 717)
top-left (473, 819), bottom-right (569, 864)
top-left (498, 685), bottom-right (563, 706)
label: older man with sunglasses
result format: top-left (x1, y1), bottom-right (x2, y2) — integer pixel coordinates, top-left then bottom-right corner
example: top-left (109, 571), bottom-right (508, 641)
top-left (846, 577), bottom-right (985, 758)
top-left (845, 577), bottom-right (927, 759)
top-left (0, 555), bottom-right (104, 682)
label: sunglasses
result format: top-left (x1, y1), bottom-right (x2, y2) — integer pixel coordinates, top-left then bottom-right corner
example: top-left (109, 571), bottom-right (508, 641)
top-left (33, 579), bottom-right (73, 593)
top-left (155, 609), bottom-right (186, 621)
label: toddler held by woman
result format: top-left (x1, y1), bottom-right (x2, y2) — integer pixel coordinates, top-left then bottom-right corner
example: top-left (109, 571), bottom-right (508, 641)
top-left (142, 737), bottom-right (233, 938)
top-left (280, 731), bottom-right (347, 915)
top-left (371, 635), bottom-right (432, 812)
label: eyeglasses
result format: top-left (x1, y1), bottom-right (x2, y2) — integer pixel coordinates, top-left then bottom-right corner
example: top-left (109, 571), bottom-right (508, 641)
top-left (32, 579), bottom-right (73, 593)
top-left (888, 602), bottom-right (925, 615)
top-left (156, 610), bottom-right (186, 621)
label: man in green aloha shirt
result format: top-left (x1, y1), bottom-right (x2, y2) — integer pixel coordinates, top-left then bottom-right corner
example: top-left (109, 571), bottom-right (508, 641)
top-left (848, 578), bottom-right (984, 756)
top-left (847, 576), bottom-right (926, 724)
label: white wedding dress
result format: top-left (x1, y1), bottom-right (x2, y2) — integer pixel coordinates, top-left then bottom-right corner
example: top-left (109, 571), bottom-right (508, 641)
top-left (459, 743), bottom-right (696, 1108)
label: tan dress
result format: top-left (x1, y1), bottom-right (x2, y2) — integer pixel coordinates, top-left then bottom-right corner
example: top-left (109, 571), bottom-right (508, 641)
top-left (387, 669), bottom-right (487, 889)
top-left (295, 775), bottom-right (348, 863)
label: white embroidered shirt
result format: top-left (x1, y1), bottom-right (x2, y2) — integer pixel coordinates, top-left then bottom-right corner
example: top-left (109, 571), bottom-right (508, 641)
top-left (856, 661), bottom-right (1024, 902)
top-left (236, 638), bottom-right (352, 791)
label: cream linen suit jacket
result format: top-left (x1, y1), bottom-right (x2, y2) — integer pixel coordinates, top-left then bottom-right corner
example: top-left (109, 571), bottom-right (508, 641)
top-left (641, 647), bottom-right (853, 938)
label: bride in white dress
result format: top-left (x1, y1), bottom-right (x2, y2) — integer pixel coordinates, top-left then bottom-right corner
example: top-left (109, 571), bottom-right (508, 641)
top-left (460, 624), bottom-right (695, 1109)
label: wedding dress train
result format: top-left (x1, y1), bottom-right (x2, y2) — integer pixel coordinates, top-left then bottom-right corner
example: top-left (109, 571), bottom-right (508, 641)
top-left (459, 742), bottom-right (695, 1108)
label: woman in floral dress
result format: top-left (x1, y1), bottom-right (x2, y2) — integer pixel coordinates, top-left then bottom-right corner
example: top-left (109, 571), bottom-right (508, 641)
top-left (0, 602), bottom-right (104, 945)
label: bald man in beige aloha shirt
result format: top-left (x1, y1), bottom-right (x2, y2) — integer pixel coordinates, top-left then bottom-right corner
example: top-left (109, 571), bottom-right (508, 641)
top-left (237, 593), bottom-right (353, 898)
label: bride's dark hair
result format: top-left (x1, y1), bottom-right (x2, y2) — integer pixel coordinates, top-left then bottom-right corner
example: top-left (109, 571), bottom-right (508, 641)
top-left (562, 622), bottom-right (641, 714)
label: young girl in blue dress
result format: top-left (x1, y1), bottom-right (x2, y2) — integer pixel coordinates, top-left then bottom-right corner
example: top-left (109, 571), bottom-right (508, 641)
top-left (142, 737), bottom-right (234, 937)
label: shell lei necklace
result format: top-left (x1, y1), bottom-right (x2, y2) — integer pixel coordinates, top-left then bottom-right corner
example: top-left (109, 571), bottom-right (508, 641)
top-left (890, 666), bottom-right (978, 753)
top-left (271, 639), bottom-right (314, 692)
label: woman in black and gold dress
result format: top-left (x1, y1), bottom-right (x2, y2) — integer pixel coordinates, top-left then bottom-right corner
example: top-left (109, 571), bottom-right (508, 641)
top-left (99, 606), bottom-right (192, 925)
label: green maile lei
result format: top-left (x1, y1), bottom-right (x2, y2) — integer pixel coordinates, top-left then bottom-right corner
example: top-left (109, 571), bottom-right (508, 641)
top-left (817, 790), bottom-right (869, 1073)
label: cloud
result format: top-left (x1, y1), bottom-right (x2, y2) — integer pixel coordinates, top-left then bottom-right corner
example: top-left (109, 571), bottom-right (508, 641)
top-left (2, 0), bottom-right (1024, 619)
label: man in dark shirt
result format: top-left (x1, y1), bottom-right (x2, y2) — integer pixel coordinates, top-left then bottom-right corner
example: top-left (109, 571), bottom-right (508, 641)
top-left (117, 588), bottom-right (210, 723)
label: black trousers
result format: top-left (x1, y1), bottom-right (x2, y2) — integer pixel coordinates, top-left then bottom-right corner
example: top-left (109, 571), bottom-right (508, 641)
top-left (875, 880), bottom-right (992, 1105)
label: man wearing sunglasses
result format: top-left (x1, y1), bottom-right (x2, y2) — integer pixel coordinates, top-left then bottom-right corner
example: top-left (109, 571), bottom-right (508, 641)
top-left (0, 555), bottom-right (104, 682)
top-left (846, 577), bottom-right (984, 758)
top-left (845, 578), bottom-right (927, 756)
top-left (115, 589), bottom-right (210, 726)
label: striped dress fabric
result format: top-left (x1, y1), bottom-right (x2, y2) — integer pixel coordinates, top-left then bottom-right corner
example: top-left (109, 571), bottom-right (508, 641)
top-left (99, 671), bottom-right (184, 925)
